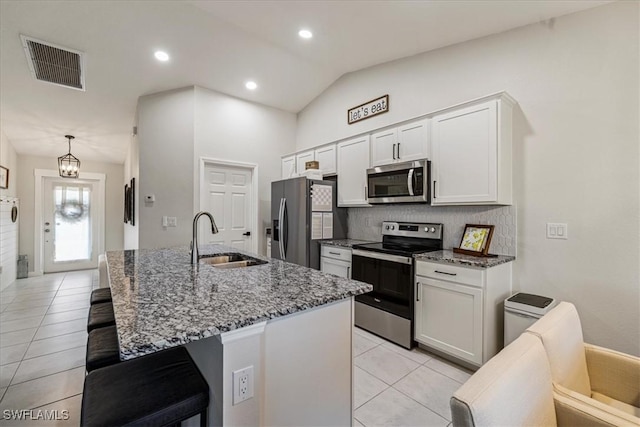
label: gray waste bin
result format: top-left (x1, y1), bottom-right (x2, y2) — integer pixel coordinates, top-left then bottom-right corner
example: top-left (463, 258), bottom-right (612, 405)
top-left (17, 255), bottom-right (28, 279)
top-left (504, 292), bottom-right (556, 346)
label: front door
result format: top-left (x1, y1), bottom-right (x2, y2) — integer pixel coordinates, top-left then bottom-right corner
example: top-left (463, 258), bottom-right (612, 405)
top-left (43, 178), bottom-right (100, 272)
top-left (201, 163), bottom-right (253, 251)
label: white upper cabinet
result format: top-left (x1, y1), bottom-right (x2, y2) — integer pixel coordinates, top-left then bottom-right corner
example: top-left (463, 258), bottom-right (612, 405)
top-left (295, 150), bottom-right (315, 175)
top-left (281, 155), bottom-right (295, 179)
top-left (371, 118), bottom-right (429, 167)
top-left (431, 94), bottom-right (515, 205)
top-left (314, 144), bottom-right (337, 175)
top-left (337, 135), bottom-right (370, 207)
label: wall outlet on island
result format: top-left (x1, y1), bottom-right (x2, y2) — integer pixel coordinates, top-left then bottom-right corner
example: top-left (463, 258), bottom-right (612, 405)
top-left (233, 365), bottom-right (254, 405)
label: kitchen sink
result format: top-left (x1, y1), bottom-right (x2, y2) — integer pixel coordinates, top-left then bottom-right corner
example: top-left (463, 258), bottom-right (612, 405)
top-left (199, 253), bottom-right (267, 269)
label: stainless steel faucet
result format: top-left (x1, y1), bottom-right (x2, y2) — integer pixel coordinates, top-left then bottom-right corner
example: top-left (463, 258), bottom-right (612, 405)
top-left (191, 211), bottom-right (219, 264)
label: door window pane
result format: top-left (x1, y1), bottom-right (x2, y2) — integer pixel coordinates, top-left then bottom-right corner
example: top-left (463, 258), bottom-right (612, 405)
top-left (54, 185), bottom-right (91, 262)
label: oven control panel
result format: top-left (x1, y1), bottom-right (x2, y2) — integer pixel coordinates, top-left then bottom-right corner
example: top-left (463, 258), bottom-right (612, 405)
top-left (381, 221), bottom-right (443, 239)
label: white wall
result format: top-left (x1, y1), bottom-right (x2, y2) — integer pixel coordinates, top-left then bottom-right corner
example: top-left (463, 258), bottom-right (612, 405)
top-left (123, 133), bottom-right (139, 250)
top-left (17, 155), bottom-right (124, 272)
top-left (296, 2), bottom-right (640, 355)
top-left (137, 87), bottom-right (195, 249)
top-left (0, 131), bottom-right (19, 290)
top-left (194, 86), bottom-right (297, 254)
top-left (136, 86), bottom-right (296, 252)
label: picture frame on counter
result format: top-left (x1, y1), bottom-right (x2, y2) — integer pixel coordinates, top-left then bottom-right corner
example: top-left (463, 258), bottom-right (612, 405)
top-left (453, 224), bottom-right (496, 257)
top-left (0, 165), bottom-right (8, 189)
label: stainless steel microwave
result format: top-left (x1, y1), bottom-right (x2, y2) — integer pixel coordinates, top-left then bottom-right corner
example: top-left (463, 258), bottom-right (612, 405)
top-left (366, 160), bottom-right (430, 204)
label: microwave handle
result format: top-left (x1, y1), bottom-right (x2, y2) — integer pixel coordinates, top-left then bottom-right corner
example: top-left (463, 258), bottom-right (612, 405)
top-left (407, 168), bottom-right (414, 196)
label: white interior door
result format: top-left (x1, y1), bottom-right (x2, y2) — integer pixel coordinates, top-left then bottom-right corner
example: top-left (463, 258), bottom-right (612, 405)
top-left (201, 163), bottom-right (253, 251)
top-left (43, 178), bottom-right (100, 272)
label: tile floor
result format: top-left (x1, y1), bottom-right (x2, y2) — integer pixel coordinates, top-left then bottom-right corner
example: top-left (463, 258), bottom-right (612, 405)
top-left (1, 270), bottom-right (96, 426)
top-left (0, 271), bottom-right (473, 426)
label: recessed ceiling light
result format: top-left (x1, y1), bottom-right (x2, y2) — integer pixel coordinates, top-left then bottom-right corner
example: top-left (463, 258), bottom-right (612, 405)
top-left (245, 81), bottom-right (257, 90)
top-left (154, 51), bottom-right (169, 62)
top-left (298, 29), bottom-right (313, 39)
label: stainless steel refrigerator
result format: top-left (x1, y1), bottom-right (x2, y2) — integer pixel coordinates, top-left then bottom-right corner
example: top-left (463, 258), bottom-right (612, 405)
top-left (271, 177), bottom-right (347, 269)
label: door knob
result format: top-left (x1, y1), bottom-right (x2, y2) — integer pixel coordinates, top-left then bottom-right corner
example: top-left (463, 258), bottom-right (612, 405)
top-left (242, 231), bottom-right (251, 236)
top-left (44, 228), bottom-right (50, 233)
top-left (44, 222), bottom-right (50, 226)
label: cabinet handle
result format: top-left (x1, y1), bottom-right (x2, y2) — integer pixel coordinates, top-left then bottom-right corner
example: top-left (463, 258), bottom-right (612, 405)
top-left (434, 270), bottom-right (457, 276)
top-left (433, 180), bottom-right (437, 199)
top-left (347, 266), bottom-right (350, 277)
top-left (329, 251), bottom-right (340, 256)
top-left (416, 281), bottom-right (420, 301)
top-left (392, 143), bottom-right (396, 160)
top-left (397, 142), bottom-right (400, 159)
top-left (364, 185), bottom-right (367, 199)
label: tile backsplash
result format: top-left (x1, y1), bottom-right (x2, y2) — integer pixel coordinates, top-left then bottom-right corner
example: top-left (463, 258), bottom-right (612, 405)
top-left (348, 204), bottom-right (517, 256)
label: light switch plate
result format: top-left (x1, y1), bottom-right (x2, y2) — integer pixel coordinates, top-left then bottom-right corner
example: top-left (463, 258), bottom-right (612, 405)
top-left (547, 223), bottom-right (568, 239)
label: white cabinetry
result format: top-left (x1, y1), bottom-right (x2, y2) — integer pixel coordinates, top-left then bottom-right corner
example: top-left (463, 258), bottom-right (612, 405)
top-left (320, 246), bottom-right (352, 279)
top-left (295, 150), bottom-right (315, 175)
top-left (281, 155), bottom-right (295, 179)
top-left (431, 94), bottom-right (515, 205)
top-left (337, 135), bottom-right (370, 207)
top-left (414, 259), bottom-right (512, 367)
top-left (371, 119), bottom-right (429, 167)
top-left (314, 144), bottom-right (337, 176)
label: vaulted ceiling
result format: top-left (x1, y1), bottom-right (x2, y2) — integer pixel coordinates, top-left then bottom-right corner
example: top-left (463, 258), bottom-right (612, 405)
top-left (0, 1), bottom-right (608, 164)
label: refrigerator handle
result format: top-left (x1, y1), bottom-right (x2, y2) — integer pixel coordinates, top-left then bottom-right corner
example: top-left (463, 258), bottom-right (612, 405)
top-left (278, 198), bottom-right (285, 259)
top-left (282, 198), bottom-right (288, 258)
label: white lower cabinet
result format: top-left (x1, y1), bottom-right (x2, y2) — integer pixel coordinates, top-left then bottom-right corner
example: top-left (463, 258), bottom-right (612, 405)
top-left (414, 259), bottom-right (512, 367)
top-left (320, 246), bottom-right (352, 278)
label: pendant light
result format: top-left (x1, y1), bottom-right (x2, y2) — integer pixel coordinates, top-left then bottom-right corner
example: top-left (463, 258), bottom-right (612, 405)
top-left (58, 135), bottom-right (80, 178)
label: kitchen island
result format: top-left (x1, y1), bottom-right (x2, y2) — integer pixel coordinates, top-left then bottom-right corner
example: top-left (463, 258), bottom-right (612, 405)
top-left (106, 245), bottom-right (371, 426)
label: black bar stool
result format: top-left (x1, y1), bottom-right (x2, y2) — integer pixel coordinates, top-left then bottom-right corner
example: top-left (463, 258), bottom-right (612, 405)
top-left (81, 346), bottom-right (209, 427)
top-left (86, 325), bottom-right (120, 373)
top-left (87, 302), bottom-right (115, 332)
top-left (90, 288), bottom-right (112, 305)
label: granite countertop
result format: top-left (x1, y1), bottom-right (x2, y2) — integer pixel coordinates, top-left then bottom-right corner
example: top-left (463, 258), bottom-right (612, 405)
top-left (320, 239), bottom-right (373, 248)
top-left (414, 250), bottom-right (515, 268)
top-left (106, 245), bottom-right (372, 360)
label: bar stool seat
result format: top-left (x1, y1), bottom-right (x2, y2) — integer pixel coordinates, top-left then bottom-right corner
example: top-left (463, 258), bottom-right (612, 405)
top-left (87, 302), bottom-right (115, 332)
top-left (86, 325), bottom-right (120, 373)
top-left (90, 288), bottom-right (112, 305)
top-left (81, 346), bottom-right (209, 427)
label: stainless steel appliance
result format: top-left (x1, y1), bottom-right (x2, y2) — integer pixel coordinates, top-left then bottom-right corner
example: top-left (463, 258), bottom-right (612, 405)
top-left (271, 177), bottom-right (347, 269)
top-left (352, 221), bottom-right (443, 348)
top-left (367, 160), bottom-right (430, 204)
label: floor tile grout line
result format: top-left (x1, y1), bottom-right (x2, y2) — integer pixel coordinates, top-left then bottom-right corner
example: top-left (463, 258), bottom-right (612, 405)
top-left (391, 384), bottom-right (452, 423)
top-left (31, 392), bottom-right (83, 411)
top-left (4, 368), bottom-right (85, 411)
top-left (8, 355), bottom-right (86, 387)
top-left (420, 362), bottom-right (468, 385)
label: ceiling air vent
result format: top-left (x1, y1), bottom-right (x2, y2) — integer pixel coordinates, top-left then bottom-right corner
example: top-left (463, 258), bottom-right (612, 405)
top-left (20, 35), bottom-right (85, 91)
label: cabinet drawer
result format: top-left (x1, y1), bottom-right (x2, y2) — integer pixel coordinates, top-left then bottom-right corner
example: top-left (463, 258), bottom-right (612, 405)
top-left (321, 246), bottom-right (352, 262)
top-left (415, 261), bottom-right (484, 287)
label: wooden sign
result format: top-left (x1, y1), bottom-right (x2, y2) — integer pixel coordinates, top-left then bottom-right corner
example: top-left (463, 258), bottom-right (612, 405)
top-left (348, 95), bottom-right (389, 124)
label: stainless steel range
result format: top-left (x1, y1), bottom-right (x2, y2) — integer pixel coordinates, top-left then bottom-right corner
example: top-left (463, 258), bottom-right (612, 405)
top-left (352, 221), bottom-right (443, 349)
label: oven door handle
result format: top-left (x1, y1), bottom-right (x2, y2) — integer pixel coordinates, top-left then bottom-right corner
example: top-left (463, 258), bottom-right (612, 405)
top-left (352, 249), bottom-right (413, 265)
top-left (407, 168), bottom-right (414, 196)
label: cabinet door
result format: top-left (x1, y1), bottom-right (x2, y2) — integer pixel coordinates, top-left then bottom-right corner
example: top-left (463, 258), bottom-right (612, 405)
top-left (337, 136), bottom-right (370, 207)
top-left (431, 100), bottom-right (497, 205)
top-left (397, 119), bottom-right (429, 162)
top-left (415, 278), bottom-right (483, 365)
top-left (282, 155), bottom-right (296, 179)
top-left (295, 151), bottom-right (315, 174)
top-left (321, 257), bottom-right (351, 278)
top-left (314, 144), bottom-right (336, 175)
top-left (371, 128), bottom-right (397, 166)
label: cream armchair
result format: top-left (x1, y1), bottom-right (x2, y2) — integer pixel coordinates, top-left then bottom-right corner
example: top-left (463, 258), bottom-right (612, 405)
top-left (525, 301), bottom-right (640, 426)
top-left (450, 333), bottom-right (629, 426)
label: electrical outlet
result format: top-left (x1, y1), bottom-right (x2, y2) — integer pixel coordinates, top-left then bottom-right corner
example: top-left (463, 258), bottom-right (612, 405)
top-left (547, 223), bottom-right (568, 240)
top-left (232, 366), bottom-right (254, 405)
top-left (167, 217), bottom-right (177, 227)
top-left (162, 216), bottom-right (168, 227)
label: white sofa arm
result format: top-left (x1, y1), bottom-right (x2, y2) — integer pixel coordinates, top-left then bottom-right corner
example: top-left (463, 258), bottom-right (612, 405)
top-left (554, 383), bottom-right (640, 426)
